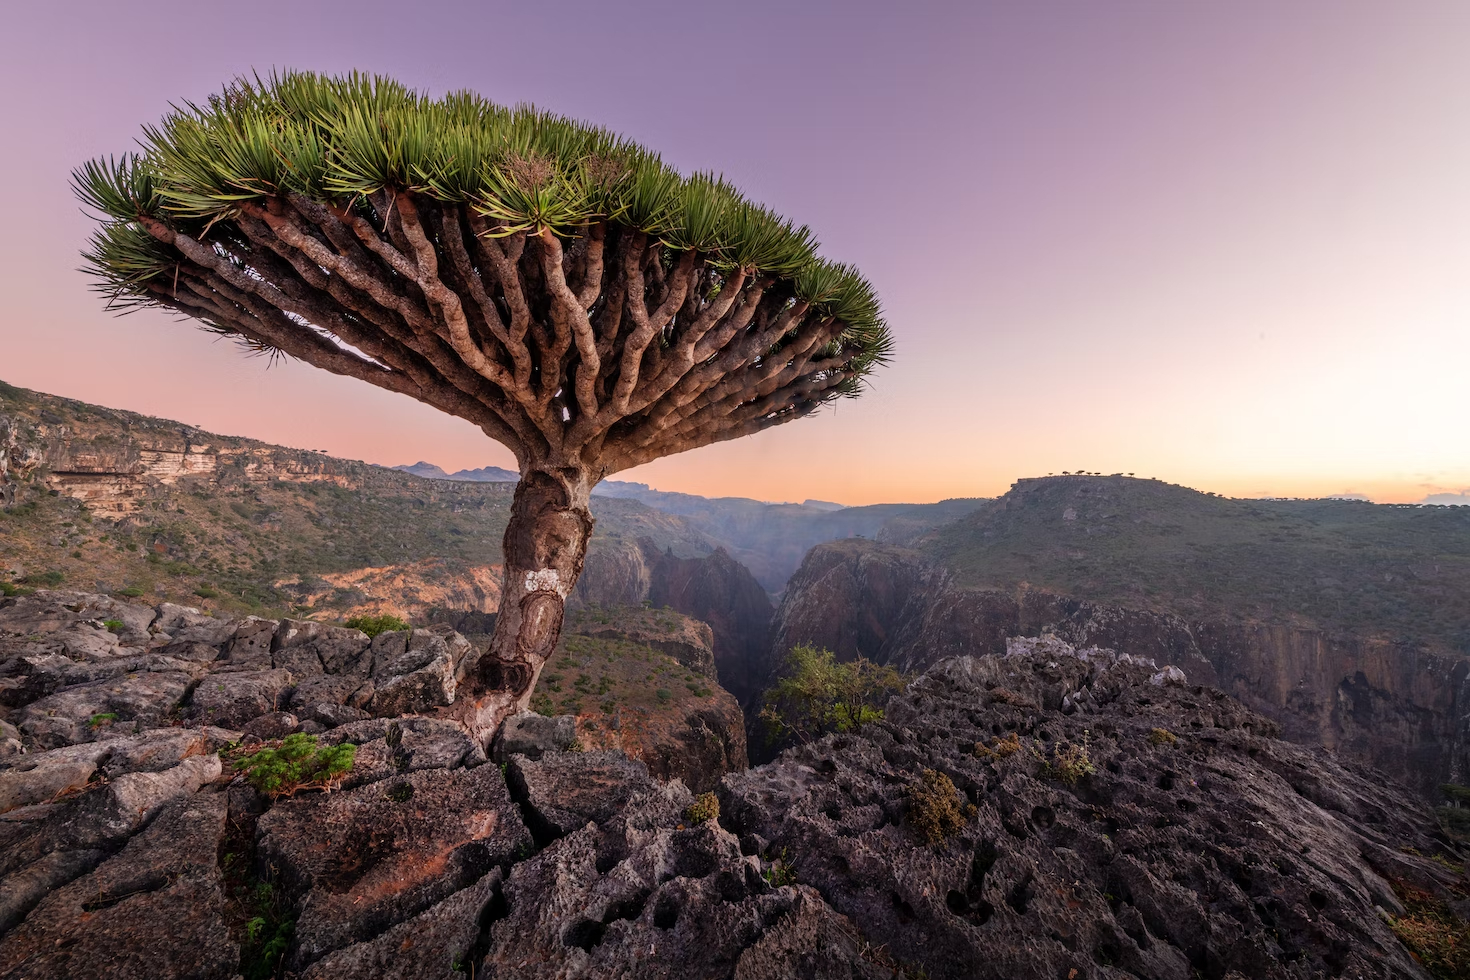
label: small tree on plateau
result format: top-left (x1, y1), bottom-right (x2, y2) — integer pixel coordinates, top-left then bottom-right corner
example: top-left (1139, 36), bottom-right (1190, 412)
top-left (76, 72), bottom-right (892, 747)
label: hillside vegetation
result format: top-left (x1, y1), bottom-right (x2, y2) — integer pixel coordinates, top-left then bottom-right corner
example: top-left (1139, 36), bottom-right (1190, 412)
top-left (0, 380), bottom-right (710, 618)
top-left (922, 475), bottom-right (1470, 650)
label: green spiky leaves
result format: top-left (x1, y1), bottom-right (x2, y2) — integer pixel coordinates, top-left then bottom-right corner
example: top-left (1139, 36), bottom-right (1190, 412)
top-left (74, 69), bottom-right (891, 390)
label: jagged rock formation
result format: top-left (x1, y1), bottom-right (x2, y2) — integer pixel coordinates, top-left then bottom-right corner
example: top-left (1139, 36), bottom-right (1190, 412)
top-left (774, 538), bottom-right (1470, 797)
top-left (2, 625), bottom-right (1458, 979)
top-left (0, 590), bottom-right (748, 798)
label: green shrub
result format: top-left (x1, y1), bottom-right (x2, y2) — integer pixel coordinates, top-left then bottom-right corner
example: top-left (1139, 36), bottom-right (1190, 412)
top-left (655, 688), bottom-right (673, 704)
top-left (906, 768), bottom-right (969, 844)
top-left (1148, 727), bottom-right (1178, 746)
top-left (759, 645), bottom-right (907, 745)
top-left (0, 582), bottom-right (34, 598)
top-left (88, 712), bottom-right (119, 728)
top-left (194, 585), bottom-right (219, 599)
top-left (233, 733), bottom-right (356, 797)
top-left (18, 570), bottom-right (64, 587)
top-left (344, 614), bottom-right (410, 638)
top-left (239, 881), bottom-right (294, 980)
top-left (102, 619), bottom-right (125, 633)
top-left (762, 849), bottom-right (798, 886)
top-left (1041, 740), bottom-right (1097, 785)
top-left (115, 586), bottom-right (144, 598)
top-left (685, 792), bottom-right (720, 825)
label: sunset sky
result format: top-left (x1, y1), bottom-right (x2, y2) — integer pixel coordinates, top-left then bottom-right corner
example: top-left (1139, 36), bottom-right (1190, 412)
top-left (2, 1), bottom-right (1467, 506)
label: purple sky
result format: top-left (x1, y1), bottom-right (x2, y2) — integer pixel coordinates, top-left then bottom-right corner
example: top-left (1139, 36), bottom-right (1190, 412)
top-left (3, 1), bottom-right (1467, 504)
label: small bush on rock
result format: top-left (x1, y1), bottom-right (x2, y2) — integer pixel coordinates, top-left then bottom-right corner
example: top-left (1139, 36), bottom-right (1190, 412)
top-left (1042, 740), bottom-right (1097, 786)
top-left (685, 792), bottom-right (720, 825)
top-left (233, 733), bottom-right (356, 797)
top-left (974, 732), bottom-right (1022, 760)
top-left (1148, 727), bottom-right (1177, 746)
top-left (102, 619), bottom-right (125, 633)
top-left (759, 645), bottom-right (907, 745)
top-left (344, 613), bottom-right (410, 637)
top-left (906, 768), bottom-right (969, 844)
top-left (763, 849), bottom-right (798, 886)
top-left (0, 581), bottom-right (34, 597)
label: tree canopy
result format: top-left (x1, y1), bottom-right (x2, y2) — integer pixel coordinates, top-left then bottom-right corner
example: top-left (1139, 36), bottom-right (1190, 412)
top-left (74, 70), bottom-right (892, 474)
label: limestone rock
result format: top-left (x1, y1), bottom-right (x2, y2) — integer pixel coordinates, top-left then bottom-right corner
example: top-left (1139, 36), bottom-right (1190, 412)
top-left (494, 711), bottom-right (577, 763)
top-left (300, 869), bottom-right (505, 980)
top-left (75, 753), bottom-right (221, 843)
top-left (257, 762), bottom-right (531, 970)
top-left (15, 669), bottom-right (195, 748)
top-left (186, 666), bottom-right (293, 728)
top-left (0, 792), bottom-right (235, 979)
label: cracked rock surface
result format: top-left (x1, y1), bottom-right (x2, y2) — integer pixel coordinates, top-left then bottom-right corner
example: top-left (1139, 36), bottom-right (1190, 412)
top-left (1, 591), bottom-right (1464, 979)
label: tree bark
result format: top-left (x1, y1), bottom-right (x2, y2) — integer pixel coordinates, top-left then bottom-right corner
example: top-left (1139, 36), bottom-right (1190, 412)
top-left (445, 464), bottom-right (595, 748)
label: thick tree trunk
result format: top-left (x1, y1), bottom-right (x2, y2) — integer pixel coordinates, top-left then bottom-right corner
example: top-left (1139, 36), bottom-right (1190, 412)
top-left (447, 465), bottom-right (595, 748)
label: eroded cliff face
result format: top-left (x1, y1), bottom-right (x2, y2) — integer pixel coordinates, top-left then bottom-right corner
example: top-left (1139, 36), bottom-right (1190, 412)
top-left (774, 538), bottom-right (1470, 796)
top-left (569, 536), bottom-right (774, 704)
top-left (1, 401), bottom-right (358, 521)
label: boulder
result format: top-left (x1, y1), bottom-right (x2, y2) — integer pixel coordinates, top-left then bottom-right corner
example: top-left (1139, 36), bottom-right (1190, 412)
top-left (300, 869), bottom-right (504, 980)
top-left (187, 667), bottom-right (293, 728)
top-left (494, 711), bottom-right (577, 763)
top-left (507, 750), bottom-right (654, 841)
top-left (240, 710), bottom-right (300, 739)
top-left (223, 617), bottom-right (277, 667)
top-left (15, 669), bottom-right (196, 748)
top-left (257, 762), bottom-right (531, 970)
top-left (0, 791), bottom-right (235, 979)
top-left (73, 754), bottom-right (221, 843)
top-left (367, 628), bottom-right (468, 716)
top-left (322, 717), bottom-right (483, 787)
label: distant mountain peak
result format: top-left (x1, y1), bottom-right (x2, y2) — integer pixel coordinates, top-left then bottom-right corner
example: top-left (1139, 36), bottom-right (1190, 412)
top-left (392, 462), bottom-right (518, 483)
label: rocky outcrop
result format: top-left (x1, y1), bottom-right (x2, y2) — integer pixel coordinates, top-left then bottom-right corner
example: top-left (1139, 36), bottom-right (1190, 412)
top-left (0, 591), bottom-right (481, 763)
top-left (718, 637), bottom-right (1462, 979)
top-left (570, 537), bottom-right (775, 703)
top-left (548, 607), bottom-right (749, 793)
top-left (774, 539), bottom-right (1470, 797)
top-left (0, 613), bottom-right (1462, 978)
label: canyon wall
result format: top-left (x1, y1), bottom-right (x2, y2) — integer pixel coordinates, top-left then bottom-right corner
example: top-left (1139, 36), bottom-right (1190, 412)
top-left (774, 538), bottom-right (1470, 796)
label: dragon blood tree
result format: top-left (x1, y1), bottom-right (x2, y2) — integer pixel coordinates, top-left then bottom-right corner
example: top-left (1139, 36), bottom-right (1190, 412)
top-left (76, 71), bottom-right (892, 745)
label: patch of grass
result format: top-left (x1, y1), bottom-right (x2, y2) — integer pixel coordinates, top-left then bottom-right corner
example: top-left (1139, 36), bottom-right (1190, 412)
top-left (231, 733), bottom-right (356, 797)
top-left (1147, 727), bottom-right (1178, 746)
top-left (114, 586), bottom-right (145, 598)
top-left (194, 585), bottom-right (219, 599)
top-left (102, 619), bottom-right (125, 633)
top-left (344, 613), bottom-right (410, 638)
top-left (0, 581), bottom-right (35, 598)
top-left (905, 768), bottom-right (969, 844)
top-left (88, 712), bottom-right (119, 728)
top-left (1387, 881), bottom-right (1470, 980)
top-left (685, 792), bottom-right (720, 825)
